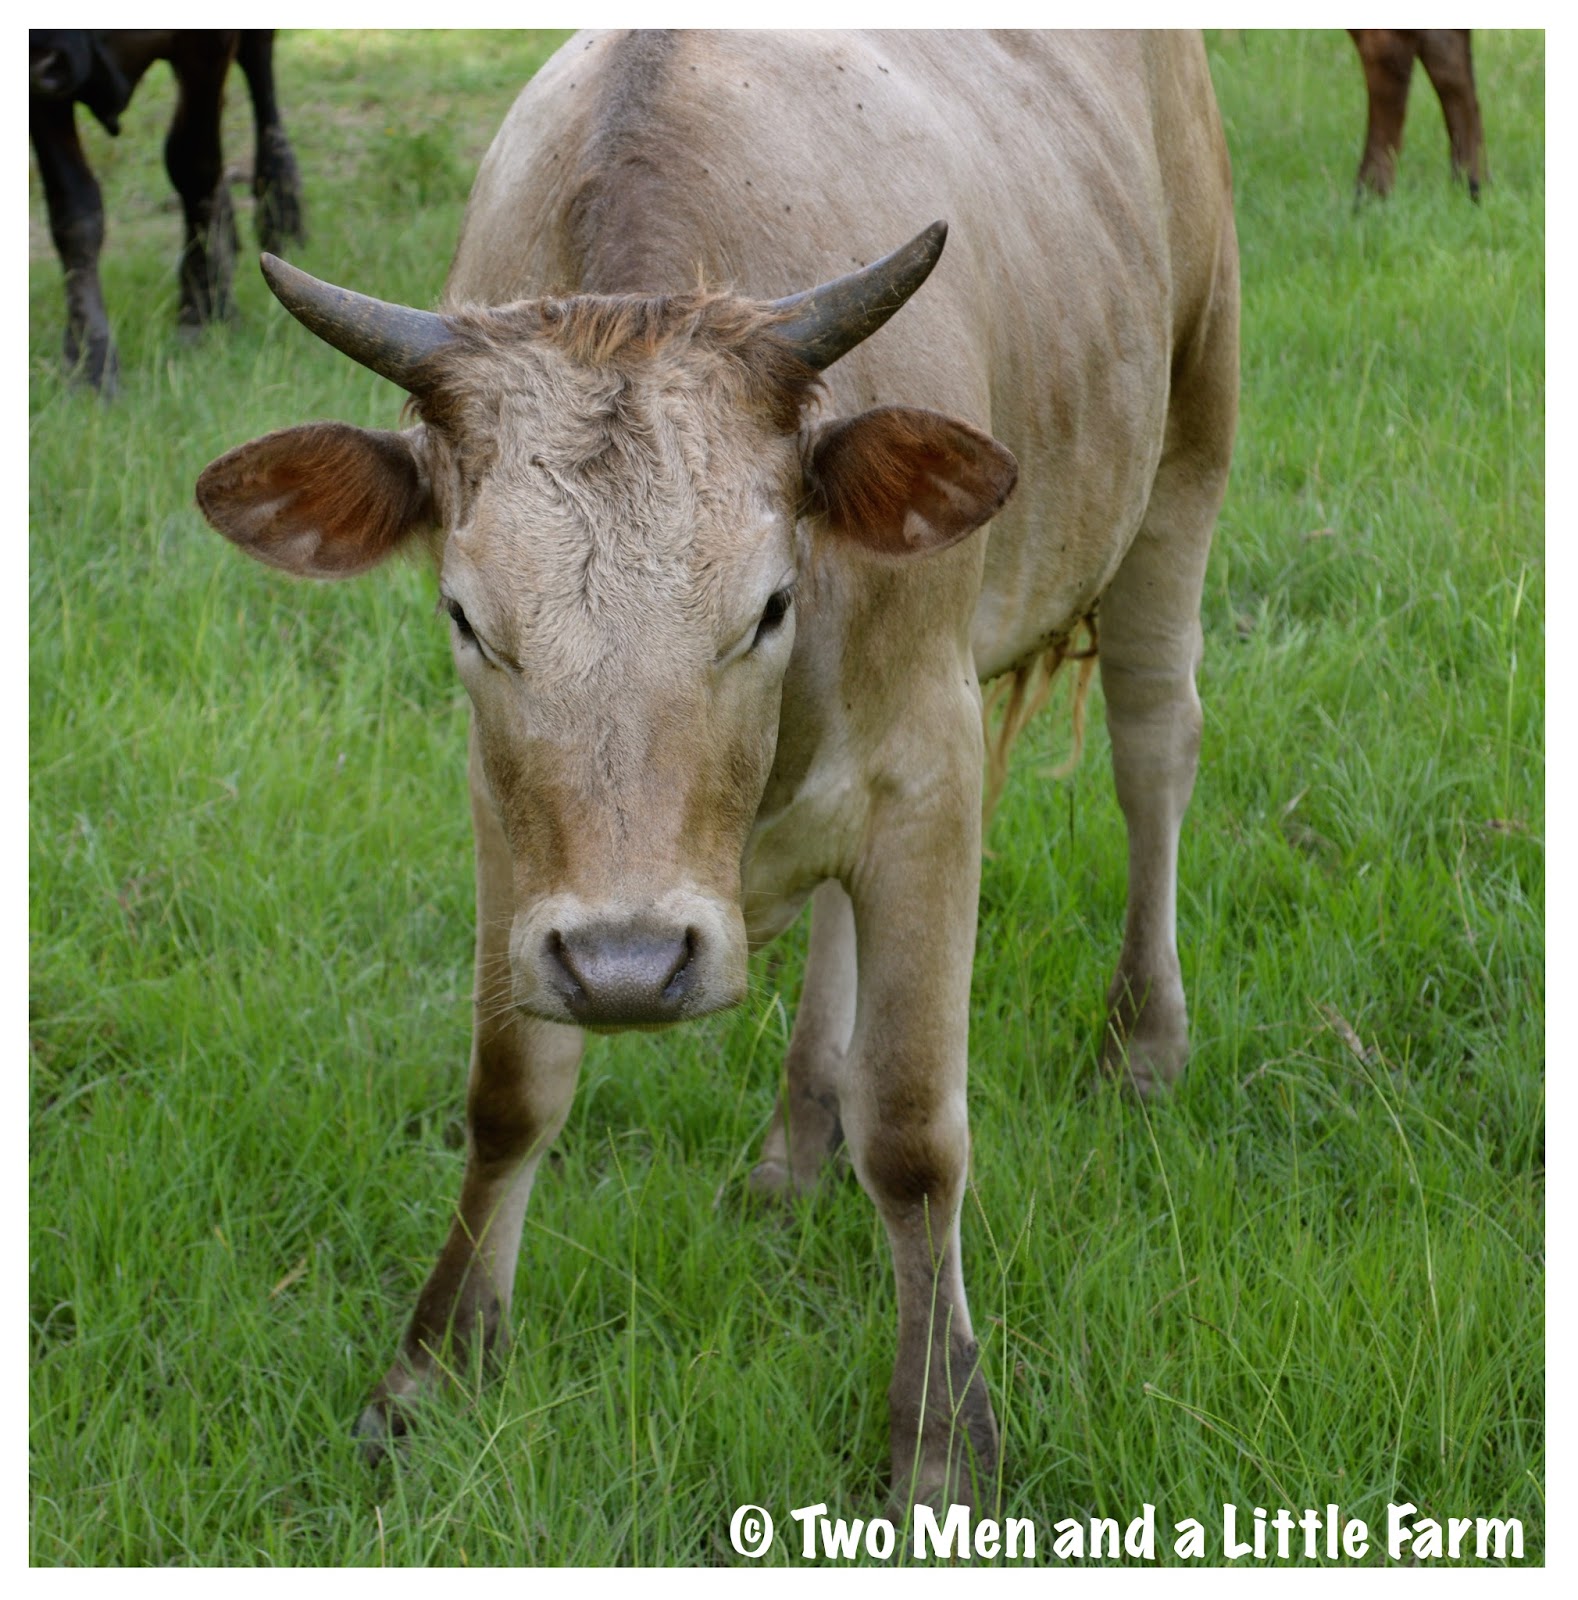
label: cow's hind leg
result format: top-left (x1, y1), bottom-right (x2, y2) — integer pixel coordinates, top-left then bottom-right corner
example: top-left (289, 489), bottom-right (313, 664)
top-left (749, 880), bottom-right (854, 1198)
top-left (356, 733), bottom-right (583, 1458)
top-left (164, 33), bottom-right (239, 333)
top-left (1416, 30), bottom-right (1486, 199)
top-left (1098, 255), bottom-right (1238, 1098)
top-left (1351, 29), bottom-right (1418, 200)
top-left (236, 30), bottom-right (306, 254)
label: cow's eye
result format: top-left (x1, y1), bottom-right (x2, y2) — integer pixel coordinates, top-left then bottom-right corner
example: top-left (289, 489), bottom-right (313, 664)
top-left (753, 587), bottom-right (793, 649)
top-left (445, 596), bottom-right (478, 647)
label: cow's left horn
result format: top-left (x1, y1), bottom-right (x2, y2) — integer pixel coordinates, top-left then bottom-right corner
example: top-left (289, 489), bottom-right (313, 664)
top-left (259, 254), bottom-right (455, 391)
top-left (768, 221), bottom-right (948, 371)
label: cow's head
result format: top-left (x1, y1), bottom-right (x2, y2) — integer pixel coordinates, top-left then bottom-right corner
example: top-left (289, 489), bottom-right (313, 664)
top-left (196, 225), bottom-right (1016, 1030)
top-left (29, 31), bottom-right (132, 132)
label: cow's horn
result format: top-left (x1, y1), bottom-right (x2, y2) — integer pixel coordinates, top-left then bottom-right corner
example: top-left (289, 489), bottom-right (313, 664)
top-left (768, 221), bottom-right (948, 371)
top-left (260, 254), bottom-right (455, 391)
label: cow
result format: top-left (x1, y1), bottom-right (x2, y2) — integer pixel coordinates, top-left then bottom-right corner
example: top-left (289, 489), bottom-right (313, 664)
top-left (29, 29), bottom-right (306, 395)
top-left (194, 30), bottom-right (1238, 1511)
top-left (1349, 28), bottom-right (1487, 200)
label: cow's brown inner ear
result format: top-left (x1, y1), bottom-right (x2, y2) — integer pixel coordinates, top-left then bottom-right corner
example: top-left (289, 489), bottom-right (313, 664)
top-left (196, 422), bottom-right (433, 579)
top-left (805, 405), bottom-right (1018, 556)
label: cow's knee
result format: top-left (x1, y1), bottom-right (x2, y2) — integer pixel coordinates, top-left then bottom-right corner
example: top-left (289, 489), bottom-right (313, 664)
top-left (858, 1115), bottom-right (965, 1222)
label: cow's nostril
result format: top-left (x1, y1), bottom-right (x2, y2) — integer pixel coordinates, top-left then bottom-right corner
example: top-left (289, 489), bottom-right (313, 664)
top-left (545, 929), bottom-right (585, 1002)
top-left (32, 52), bottom-right (70, 95)
top-left (660, 927), bottom-right (699, 1000)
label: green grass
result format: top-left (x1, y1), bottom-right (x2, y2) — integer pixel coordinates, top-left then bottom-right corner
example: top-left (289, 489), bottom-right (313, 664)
top-left (29, 29), bottom-right (1543, 1566)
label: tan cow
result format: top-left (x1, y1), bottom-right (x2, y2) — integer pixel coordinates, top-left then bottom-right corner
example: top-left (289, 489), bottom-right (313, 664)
top-left (196, 30), bottom-right (1238, 1510)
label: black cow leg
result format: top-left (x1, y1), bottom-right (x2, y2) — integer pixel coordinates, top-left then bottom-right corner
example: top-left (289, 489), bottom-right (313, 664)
top-left (165, 33), bottom-right (239, 332)
top-left (237, 30), bottom-right (306, 254)
top-left (30, 95), bottom-right (117, 393)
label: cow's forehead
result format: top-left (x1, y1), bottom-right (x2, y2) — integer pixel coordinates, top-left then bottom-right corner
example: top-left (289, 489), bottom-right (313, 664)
top-left (423, 313), bottom-right (807, 663)
top-left (438, 366), bottom-right (797, 670)
top-left (447, 473), bottom-right (789, 609)
top-left (447, 330), bottom-right (794, 502)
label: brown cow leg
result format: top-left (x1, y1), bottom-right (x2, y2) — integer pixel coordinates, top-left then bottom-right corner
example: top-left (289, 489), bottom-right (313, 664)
top-left (164, 32), bottom-right (240, 331)
top-left (842, 742), bottom-right (997, 1512)
top-left (1351, 28), bottom-right (1418, 199)
top-left (1416, 30), bottom-right (1487, 199)
top-left (749, 879), bottom-right (854, 1197)
top-left (1098, 215), bottom-right (1238, 1099)
top-left (356, 730), bottom-right (583, 1458)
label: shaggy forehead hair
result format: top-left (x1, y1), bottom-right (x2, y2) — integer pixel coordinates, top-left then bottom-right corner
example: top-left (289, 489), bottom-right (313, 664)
top-left (415, 289), bottom-right (821, 448)
top-left (410, 291), bottom-right (821, 641)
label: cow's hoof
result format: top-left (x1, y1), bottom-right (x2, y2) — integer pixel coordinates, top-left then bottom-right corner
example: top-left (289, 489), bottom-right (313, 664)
top-left (746, 1149), bottom-right (847, 1203)
top-left (1103, 973), bottom-right (1187, 1099)
top-left (177, 301), bottom-right (236, 336)
top-left (62, 334), bottom-right (119, 397)
top-left (746, 1158), bottom-right (795, 1199)
top-left (353, 1396), bottom-right (411, 1467)
top-left (1102, 1032), bottom-right (1186, 1100)
top-left (887, 1473), bottom-right (982, 1529)
top-left (744, 1157), bottom-right (827, 1206)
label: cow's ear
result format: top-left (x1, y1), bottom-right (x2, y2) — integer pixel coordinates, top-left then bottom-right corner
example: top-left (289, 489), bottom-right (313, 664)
top-left (803, 405), bottom-right (1018, 556)
top-left (195, 422), bottom-right (434, 579)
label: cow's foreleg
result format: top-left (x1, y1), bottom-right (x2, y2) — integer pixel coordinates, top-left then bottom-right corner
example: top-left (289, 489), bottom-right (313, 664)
top-left (356, 733), bottom-right (583, 1459)
top-left (843, 742), bottom-right (997, 1511)
top-left (30, 97), bottom-right (116, 393)
top-left (1098, 271), bottom-right (1237, 1098)
top-left (750, 879), bottom-right (854, 1197)
top-left (165, 33), bottom-right (239, 332)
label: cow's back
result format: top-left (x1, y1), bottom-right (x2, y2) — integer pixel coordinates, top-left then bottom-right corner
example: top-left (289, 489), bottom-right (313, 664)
top-left (447, 30), bottom-right (1235, 675)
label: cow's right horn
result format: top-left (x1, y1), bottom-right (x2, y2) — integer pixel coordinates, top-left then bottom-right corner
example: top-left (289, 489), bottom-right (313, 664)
top-left (260, 254), bottom-right (455, 392)
top-left (768, 221), bottom-right (948, 371)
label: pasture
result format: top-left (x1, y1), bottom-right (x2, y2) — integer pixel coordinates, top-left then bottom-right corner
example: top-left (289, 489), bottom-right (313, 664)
top-left (28, 29), bottom-right (1543, 1566)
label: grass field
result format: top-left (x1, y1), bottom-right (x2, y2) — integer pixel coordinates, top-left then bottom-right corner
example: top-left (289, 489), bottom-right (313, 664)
top-left (29, 29), bottom-right (1544, 1566)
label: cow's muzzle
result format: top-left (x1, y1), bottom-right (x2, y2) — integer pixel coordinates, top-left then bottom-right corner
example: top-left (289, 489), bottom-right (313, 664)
top-left (512, 894), bottom-right (746, 1029)
top-left (546, 920), bottom-right (698, 1026)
